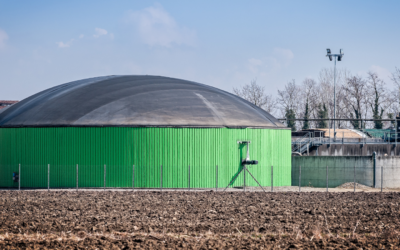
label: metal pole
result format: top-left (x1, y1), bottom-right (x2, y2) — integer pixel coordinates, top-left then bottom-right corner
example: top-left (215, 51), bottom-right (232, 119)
top-left (48, 164), bottom-right (50, 192)
top-left (160, 165), bottom-right (162, 192)
top-left (132, 165), bottom-right (135, 191)
top-left (326, 165), bottom-right (328, 192)
top-left (334, 56), bottom-right (336, 141)
top-left (299, 165), bottom-right (301, 192)
top-left (216, 165), bottom-right (218, 192)
top-left (354, 164), bottom-right (356, 192)
top-left (271, 165), bottom-right (273, 192)
top-left (329, 118), bottom-right (331, 145)
top-left (76, 164), bottom-right (78, 191)
top-left (19, 164), bottom-right (20, 191)
top-left (381, 166), bottom-right (383, 192)
top-left (394, 119), bottom-right (398, 148)
top-left (373, 152), bottom-right (377, 188)
top-left (104, 164), bottom-right (106, 191)
top-left (243, 165), bottom-right (246, 192)
top-left (188, 165), bottom-right (190, 191)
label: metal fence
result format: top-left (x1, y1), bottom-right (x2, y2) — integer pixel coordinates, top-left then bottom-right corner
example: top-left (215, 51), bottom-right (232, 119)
top-left (2, 162), bottom-right (394, 192)
top-left (0, 164), bottom-right (291, 192)
top-left (292, 164), bottom-right (386, 192)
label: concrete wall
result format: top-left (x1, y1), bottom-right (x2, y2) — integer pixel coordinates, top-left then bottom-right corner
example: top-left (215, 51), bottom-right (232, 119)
top-left (292, 156), bottom-right (373, 188)
top-left (375, 156), bottom-right (400, 188)
top-left (308, 144), bottom-right (400, 156)
top-left (292, 155), bottom-right (400, 188)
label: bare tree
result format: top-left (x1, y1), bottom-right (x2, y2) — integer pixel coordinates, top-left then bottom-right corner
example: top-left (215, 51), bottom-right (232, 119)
top-left (317, 68), bottom-right (351, 128)
top-left (299, 78), bottom-right (318, 129)
top-left (391, 67), bottom-right (400, 87)
top-left (342, 76), bottom-right (368, 129)
top-left (277, 80), bottom-right (300, 130)
top-left (366, 71), bottom-right (389, 129)
top-left (391, 67), bottom-right (400, 111)
top-left (233, 80), bottom-right (277, 114)
top-left (277, 80), bottom-right (300, 113)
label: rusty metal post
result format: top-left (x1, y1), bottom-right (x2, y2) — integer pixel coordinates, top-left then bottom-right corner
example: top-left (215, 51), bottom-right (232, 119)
top-left (271, 165), bottom-right (273, 192)
top-left (132, 165), bottom-right (135, 191)
top-left (381, 166), bottom-right (383, 192)
top-left (216, 165), bottom-right (218, 192)
top-left (326, 165), bottom-right (328, 192)
top-left (243, 165), bottom-right (246, 192)
top-left (188, 165), bottom-right (190, 191)
top-left (48, 164), bottom-right (50, 192)
top-left (299, 165), bottom-right (301, 192)
top-left (160, 165), bottom-right (163, 192)
top-left (76, 164), bottom-right (78, 191)
top-left (354, 164), bottom-right (356, 192)
top-left (19, 164), bottom-right (20, 191)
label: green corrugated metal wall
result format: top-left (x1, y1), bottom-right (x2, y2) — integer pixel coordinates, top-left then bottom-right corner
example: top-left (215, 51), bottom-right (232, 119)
top-left (0, 127), bottom-right (291, 188)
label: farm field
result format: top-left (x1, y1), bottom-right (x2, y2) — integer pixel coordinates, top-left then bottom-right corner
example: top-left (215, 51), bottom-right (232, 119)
top-left (0, 191), bottom-right (400, 249)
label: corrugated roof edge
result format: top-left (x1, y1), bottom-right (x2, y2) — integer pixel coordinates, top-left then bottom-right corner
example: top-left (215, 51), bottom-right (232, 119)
top-left (0, 124), bottom-right (290, 129)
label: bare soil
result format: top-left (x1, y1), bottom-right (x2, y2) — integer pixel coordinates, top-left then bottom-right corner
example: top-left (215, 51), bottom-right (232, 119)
top-left (0, 191), bottom-right (400, 249)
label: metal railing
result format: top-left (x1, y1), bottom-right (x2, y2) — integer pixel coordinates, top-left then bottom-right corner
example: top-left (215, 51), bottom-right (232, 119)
top-left (292, 131), bottom-right (399, 155)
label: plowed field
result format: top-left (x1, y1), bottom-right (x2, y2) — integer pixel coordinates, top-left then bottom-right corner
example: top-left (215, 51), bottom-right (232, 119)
top-left (0, 191), bottom-right (399, 249)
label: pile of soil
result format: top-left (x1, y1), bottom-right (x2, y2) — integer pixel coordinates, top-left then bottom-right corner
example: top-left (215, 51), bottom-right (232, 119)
top-left (337, 182), bottom-right (372, 189)
top-left (0, 191), bottom-right (399, 249)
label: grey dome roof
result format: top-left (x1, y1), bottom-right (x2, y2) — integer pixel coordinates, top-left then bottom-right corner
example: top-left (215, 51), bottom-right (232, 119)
top-left (0, 75), bottom-right (286, 128)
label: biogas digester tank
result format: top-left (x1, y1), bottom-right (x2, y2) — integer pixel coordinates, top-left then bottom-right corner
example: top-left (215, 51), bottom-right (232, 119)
top-left (0, 76), bottom-right (291, 188)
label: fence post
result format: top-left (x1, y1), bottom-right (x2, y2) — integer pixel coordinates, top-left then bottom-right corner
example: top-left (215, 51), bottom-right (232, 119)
top-left (76, 164), bottom-right (78, 191)
top-left (394, 119), bottom-right (398, 147)
top-left (271, 165), bottom-right (273, 192)
top-left (160, 165), bottom-right (163, 192)
top-left (104, 164), bottom-right (106, 191)
top-left (188, 165), bottom-right (190, 191)
top-left (373, 152), bottom-right (377, 188)
top-left (299, 165), bottom-right (301, 192)
top-left (329, 119), bottom-right (331, 145)
top-left (354, 164), bottom-right (356, 192)
top-left (243, 165), bottom-right (246, 192)
top-left (216, 165), bottom-right (218, 192)
top-left (326, 165), bottom-right (328, 192)
top-left (19, 164), bottom-right (21, 191)
top-left (132, 165), bottom-right (135, 191)
top-left (342, 132), bottom-right (344, 144)
top-left (381, 165), bottom-right (383, 192)
top-left (48, 164), bottom-right (50, 192)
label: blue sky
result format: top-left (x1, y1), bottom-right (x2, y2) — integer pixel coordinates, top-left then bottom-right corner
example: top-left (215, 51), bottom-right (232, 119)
top-left (0, 0), bottom-right (399, 100)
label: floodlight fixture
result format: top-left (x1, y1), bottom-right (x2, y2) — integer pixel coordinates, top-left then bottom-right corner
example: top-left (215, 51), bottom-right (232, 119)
top-left (326, 48), bottom-right (332, 61)
top-left (338, 49), bottom-right (344, 61)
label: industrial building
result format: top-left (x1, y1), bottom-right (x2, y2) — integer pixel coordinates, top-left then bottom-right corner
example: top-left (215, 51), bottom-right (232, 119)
top-left (0, 75), bottom-right (291, 188)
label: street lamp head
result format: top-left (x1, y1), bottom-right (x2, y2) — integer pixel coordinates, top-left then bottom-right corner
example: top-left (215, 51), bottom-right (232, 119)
top-left (326, 48), bottom-right (331, 54)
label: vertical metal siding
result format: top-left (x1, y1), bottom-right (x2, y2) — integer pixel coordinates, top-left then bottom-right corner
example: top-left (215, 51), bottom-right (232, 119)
top-left (0, 127), bottom-right (291, 188)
